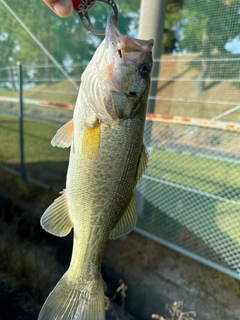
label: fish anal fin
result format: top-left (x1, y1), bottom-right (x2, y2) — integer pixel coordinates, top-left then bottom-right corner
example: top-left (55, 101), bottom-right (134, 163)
top-left (51, 119), bottom-right (74, 148)
top-left (109, 195), bottom-right (138, 240)
top-left (135, 144), bottom-right (148, 185)
top-left (40, 190), bottom-right (73, 237)
top-left (82, 121), bottom-right (101, 160)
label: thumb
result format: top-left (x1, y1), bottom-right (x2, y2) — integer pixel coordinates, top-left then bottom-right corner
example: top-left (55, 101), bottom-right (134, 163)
top-left (43, 0), bottom-right (73, 17)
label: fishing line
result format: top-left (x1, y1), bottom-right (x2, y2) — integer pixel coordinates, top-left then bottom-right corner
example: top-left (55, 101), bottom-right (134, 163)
top-left (1, 0), bottom-right (79, 91)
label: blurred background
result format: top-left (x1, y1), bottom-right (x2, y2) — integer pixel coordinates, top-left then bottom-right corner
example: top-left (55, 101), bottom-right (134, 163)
top-left (0, 0), bottom-right (240, 319)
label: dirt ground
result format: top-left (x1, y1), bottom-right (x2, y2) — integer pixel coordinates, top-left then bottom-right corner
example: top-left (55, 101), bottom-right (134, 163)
top-left (0, 169), bottom-right (137, 320)
top-left (103, 232), bottom-right (240, 320)
top-left (1, 168), bottom-right (240, 320)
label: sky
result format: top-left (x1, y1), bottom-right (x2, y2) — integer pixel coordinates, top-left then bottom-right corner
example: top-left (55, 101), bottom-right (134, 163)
top-left (225, 36), bottom-right (240, 54)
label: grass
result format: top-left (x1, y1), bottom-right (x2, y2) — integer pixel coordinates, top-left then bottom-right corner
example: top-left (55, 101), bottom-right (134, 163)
top-left (0, 80), bottom-right (78, 105)
top-left (1, 52), bottom-right (240, 122)
top-left (0, 168), bottom-right (132, 319)
top-left (148, 149), bottom-right (240, 194)
top-left (215, 202), bottom-right (240, 245)
top-left (0, 168), bottom-right (67, 312)
top-left (145, 149), bottom-right (240, 246)
top-left (0, 114), bottom-right (69, 189)
top-left (0, 219), bottom-right (62, 304)
top-left (0, 161), bottom-right (238, 319)
top-left (1, 112), bottom-right (239, 194)
top-left (1, 113), bottom-right (240, 245)
top-left (0, 88), bottom-right (14, 96)
top-left (1, 111), bottom-right (239, 193)
top-left (0, 114), bottom-right (68, 163)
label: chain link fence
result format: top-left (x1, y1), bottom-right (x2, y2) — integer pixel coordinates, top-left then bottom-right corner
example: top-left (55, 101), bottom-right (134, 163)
top-left (134, 0), bottom-right (240, 279)
top-left (0, 64), bottom-right (78, 189)
top-left (136, 119), bottom-right (240, 277)
top-left (1, 0), bottom-right (240, 279)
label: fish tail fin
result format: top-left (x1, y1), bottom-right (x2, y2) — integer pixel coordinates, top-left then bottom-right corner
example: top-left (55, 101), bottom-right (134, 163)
top-left (38, 272), bottom-right (106, 320)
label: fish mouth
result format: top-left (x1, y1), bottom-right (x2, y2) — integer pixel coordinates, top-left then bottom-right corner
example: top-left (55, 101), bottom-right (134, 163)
top-left (111, 89), bottom-right (138, 98)
top-left (105, 16), bottom-right (154, 59)
top-left (105, 16), bottom-right (120, 50)
top-left (104, 16), bottom-right (153, 98)
top-left (128, 91), bottom-right (137, 97)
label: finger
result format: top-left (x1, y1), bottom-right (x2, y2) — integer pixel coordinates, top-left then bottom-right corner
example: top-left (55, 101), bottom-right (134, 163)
top-left (43, 0), bottom-right (73, 17)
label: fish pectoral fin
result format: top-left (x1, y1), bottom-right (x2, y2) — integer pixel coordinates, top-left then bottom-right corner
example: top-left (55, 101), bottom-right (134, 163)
top-left (135, 144), bottom-right (148, 185)
top-left (51, 119), bottom-right (74, 148)
top-left (109, 194), bottom-right (138, 239)
top-left (82, 121), bottom-right (100, 160)
top-left (40, 190), bottom-right (73, 237)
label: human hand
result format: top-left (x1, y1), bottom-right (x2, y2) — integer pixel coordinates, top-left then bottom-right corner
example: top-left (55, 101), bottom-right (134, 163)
top-left (43, 0), bottom-right (73, 17)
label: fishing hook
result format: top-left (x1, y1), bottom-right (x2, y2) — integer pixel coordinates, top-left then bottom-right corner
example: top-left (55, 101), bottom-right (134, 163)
top-left (72, 0), bottom-right (118, 35)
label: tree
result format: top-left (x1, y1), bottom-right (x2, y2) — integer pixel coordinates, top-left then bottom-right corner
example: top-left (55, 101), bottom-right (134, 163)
top-left (162, 0), bottom-right (184, 53)
top-left (0, 0), bottom-right (139, 89)
top-left (0, 32), bottom-right (17, 89)
top-left (178, 0), bottom-right (240, 95)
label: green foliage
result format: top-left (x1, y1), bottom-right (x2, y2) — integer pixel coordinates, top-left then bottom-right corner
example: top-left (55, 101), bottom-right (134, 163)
top-left (117, 0), bottom-right (140, 13)
top-left (163, 0), bottom-right (184, 53)
top-left (0, 0), bottom-right (140, 89)
top-left (0, 219), bottom-right (61, 303)
top-left (0, 1), bottom-right (92, 85)
top-left (180, 0), bottom-right (240, 54)
top-left (1, 0), bottom-right (239, 78)
top-left (163, 0), bottom-right (240, 54)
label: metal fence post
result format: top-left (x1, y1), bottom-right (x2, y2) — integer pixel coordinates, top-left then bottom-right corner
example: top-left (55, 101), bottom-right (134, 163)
top-left (18, 62), bottom-right (26, 180)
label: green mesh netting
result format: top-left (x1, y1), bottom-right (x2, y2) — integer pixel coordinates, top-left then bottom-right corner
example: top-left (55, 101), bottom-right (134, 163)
top-left (136, 0), bottom-right (240, 278)
top-left (0, 0), bottom-right (240, 277)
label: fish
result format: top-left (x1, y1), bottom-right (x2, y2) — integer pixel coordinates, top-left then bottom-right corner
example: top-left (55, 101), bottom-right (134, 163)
top-left (38, 16), bottom-right (153, 320)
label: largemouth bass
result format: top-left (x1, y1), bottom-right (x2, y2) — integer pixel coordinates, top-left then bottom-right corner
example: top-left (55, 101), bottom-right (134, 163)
top-left (38, 16), bottom-right (153, 320)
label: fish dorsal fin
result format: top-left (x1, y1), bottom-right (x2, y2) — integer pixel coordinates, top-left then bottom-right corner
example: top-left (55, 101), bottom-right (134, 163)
top-left (135, 144), bottom-right (148, 185)
top-left (51, 119), bottom-right (74, 148)
top-left (109, 195), bottom-right (138, 239)
top-left (40, 190), bottom-right (73, 237)
top-left (82, 121), bottom-right (101, 160)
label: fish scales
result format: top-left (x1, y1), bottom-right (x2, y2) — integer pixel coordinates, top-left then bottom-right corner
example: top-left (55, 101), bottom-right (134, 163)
top-left (38, 16), bottom-right (153, 320)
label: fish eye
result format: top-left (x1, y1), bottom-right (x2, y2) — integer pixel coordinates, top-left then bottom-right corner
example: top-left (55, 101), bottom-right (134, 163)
top-left (139, 64), bottom-right (150, 76)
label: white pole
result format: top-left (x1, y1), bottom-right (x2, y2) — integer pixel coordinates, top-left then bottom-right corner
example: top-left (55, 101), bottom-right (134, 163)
top-left (137, 1), bottom-right (167, 215)
top-left (138, 0), bottom-right (167, 113)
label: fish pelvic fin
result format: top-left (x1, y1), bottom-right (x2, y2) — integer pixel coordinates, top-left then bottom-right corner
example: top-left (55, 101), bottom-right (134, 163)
top-left (109, 194), bottom-right (138, 239)
top-left (38, 272), bottom-right (105, 320)
top-left (40, 190), bottom-right (73, 237)
top-left (51, 119), bottom-right (74, 148)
